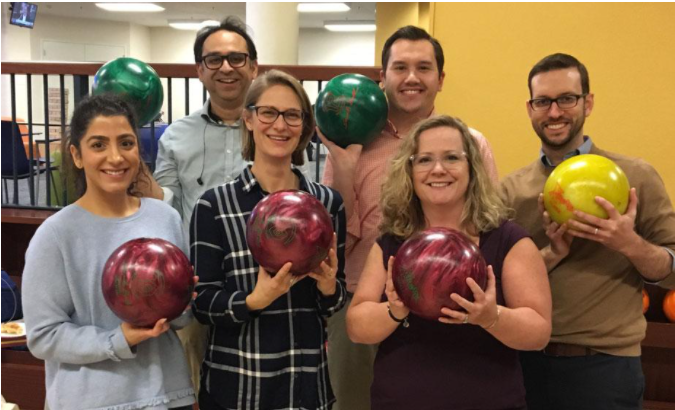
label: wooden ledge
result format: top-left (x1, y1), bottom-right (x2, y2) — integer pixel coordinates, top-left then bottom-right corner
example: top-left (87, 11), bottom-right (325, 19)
top-left (1, 207), bottom-right (57, 225)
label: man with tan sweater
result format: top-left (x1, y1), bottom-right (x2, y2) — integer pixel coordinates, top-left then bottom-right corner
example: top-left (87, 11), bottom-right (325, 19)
top-left (501, 53), bottom-right (675, 410)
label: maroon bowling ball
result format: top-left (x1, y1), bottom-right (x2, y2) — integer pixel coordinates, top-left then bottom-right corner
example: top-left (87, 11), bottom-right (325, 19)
top-left (246, 190), bottom-right (334, 276)
top-left (392, 228), bottom-right (487, 321)
top-left (102, 238), bottom-right (194, 327)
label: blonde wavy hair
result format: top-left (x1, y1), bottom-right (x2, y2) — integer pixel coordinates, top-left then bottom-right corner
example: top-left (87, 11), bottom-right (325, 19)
top-left (379, 115), bottom-right (512, 239)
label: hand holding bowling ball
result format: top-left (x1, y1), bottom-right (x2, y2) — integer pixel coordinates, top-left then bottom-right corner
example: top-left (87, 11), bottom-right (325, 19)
top-left (102, 238), bottom-right (194, 327)
top-left (246, 190), bottom-right (334, 276)
top-left (246, 262), bottom-right (304, 311)
top-left (315, 73), bottom-right (388, 148)
top-left (385, 256), bottom-right (411, 322)
top-left (392, 228), bottom-right (488, 321)
top-left (121, 317), bottom-right (171, 347)
top-left (306, 234), bottom-right (339, 296)
top-left (543, 154), bottom-right (630, 225)
top-left (538, 193), bottom-right (574, 257)
top-left (93, 57), bottom-right (164, 126)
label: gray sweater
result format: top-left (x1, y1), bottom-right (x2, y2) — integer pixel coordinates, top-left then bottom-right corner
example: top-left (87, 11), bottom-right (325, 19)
top-left (22, 198), bottom-right (195, 410)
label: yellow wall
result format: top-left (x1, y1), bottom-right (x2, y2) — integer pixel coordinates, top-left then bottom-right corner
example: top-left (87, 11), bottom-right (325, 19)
top-left (375, 3), bottom-right (431, 66)
top-left (429, 3), bottom-right (675, 199)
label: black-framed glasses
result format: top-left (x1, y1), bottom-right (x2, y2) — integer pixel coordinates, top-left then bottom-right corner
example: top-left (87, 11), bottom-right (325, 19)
top-left (248, 105), bottom-right (305, 127)
top-left (409, 151), bottom-right (467, 172)
top-left (528, 94), bottom-right (587, 111)
top-left (201, 52), bottom-right (249, 69)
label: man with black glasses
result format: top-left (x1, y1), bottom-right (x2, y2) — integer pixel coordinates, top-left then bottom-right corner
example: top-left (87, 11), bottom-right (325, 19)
top-left (501, 53), bottom-right (675, 410)
top-left (151, 16), bottom-right (258, 231)
top-left (144, 16), bottom-right (258, 395)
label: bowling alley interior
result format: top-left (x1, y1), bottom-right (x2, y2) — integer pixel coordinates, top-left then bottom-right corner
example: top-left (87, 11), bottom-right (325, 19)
top-left (2, 3), bottom-right (675, 410)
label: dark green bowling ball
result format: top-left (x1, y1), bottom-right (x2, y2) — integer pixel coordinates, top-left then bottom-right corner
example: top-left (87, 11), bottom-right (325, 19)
top-left (92, 57), bottom-right (163, 126)
top-left (315, 73), bottom-right (388, 148)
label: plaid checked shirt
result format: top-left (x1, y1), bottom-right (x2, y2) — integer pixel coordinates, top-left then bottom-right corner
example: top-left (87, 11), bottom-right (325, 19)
top-left (191, 166), bottom-right (347, 410)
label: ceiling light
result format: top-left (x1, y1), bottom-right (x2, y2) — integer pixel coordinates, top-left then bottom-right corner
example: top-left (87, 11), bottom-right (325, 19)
top-left (298, 3), bottom-right (350, 13)
top-left (95, 3), bottom-right (165, 12)
top-left (169, 20), bottom-right (219, 31)
top-left (324, 20), bottom-right (376, 32)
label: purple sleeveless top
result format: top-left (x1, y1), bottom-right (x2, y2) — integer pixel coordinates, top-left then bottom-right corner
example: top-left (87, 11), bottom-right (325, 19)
top-left (372, 221), bottom-right (530, 410)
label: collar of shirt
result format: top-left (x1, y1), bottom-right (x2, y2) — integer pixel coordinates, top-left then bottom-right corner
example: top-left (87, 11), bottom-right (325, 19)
top-left (200, 99), bottom-right (242, 128)
top-left (239, 165), bottom-right (310, 195)
top-left (384, 120), bottom-right (400, 138)
top-left (540, 136), bottom-right (593, 167)
top-left (384, 107), bottom-right (436, 140)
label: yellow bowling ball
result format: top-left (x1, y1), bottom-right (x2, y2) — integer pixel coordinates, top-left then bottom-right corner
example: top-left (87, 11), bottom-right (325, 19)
top-left (543, 154), bottom-right (630, 225)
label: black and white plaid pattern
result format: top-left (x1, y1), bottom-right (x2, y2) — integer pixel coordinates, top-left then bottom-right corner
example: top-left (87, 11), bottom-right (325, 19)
top-left (191, 166), bottom-right (346, 410)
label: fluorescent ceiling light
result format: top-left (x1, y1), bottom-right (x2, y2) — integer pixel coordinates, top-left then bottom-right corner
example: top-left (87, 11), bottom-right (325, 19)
top-left (298, 3), bottom-right (350, 13)
top-left (324, 21), bottom-right (376, 32)
top-left (96, 3), bottom-right (165, 12)
top-left (169, 20), bottom-right (219, 31)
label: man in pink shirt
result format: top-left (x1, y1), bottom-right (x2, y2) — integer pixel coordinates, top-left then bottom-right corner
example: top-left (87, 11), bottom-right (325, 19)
top-left (320, 25), bottom-right (498, 410)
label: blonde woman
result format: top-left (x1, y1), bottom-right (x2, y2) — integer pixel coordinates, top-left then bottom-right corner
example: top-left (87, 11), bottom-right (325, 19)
top-left (347, 115), bottom-right (551, 410)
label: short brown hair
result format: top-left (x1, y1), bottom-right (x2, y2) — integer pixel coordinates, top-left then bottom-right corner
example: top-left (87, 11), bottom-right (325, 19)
top-left (528, 53), bottom-right (590, 97)
top-left (241, 69), bottom-right (314, 166)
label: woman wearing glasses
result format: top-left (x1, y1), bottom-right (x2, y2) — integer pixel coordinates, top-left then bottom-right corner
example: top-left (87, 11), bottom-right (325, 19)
top-left (347, 115), bottom-right (552, 410)
top-left (190, 69), bottom-right (347, 410)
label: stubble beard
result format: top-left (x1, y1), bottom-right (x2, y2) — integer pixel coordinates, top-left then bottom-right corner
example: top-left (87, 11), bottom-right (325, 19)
top-left (535, 114), bottom-right (586, 151)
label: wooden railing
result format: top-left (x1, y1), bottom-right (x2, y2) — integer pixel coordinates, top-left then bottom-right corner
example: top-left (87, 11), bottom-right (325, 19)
top-left (1, 62), bottom-right (380, 80)
top-left (1, 62), bottom-right (381, 209)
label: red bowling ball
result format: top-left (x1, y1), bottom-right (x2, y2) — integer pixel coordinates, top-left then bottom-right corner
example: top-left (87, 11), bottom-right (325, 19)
top-left (246, 190), bottom-right (334, 276)
top-left (102, 238), bottom-right (194, 327)
top-left (392, 228), bottom-right (488, 321)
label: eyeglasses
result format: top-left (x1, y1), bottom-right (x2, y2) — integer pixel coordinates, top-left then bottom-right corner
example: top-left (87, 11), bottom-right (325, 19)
top-left (528, 94), bottom-right (587, 111)
top-left (409, 151), bottom-right (467, 172)
top-left (201, 52), bottom-right (249, 69)
top-left (248, 105), bottom-right (305, 127)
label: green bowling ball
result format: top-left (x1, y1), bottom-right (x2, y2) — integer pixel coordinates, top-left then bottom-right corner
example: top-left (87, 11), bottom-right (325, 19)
top-left (92, 57), bottom-right (163, 126)
top-left (315, 73), bottom-right (388, 148)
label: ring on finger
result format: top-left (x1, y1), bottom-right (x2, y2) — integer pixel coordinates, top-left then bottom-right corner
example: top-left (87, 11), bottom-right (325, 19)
top-left (594, 227), bottom-right (599, 235)
top-left (290, 278), bottom-right (296, 286)
top-left (462, 314), bottom-right (469, 324)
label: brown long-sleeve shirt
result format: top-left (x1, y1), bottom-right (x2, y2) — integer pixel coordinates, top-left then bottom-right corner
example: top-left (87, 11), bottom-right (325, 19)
top-left (501, 144), bottom-right (675, 356)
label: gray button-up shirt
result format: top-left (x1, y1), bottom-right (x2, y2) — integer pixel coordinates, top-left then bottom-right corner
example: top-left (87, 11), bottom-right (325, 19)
top-left (154, 100), bottom-right (248, 233)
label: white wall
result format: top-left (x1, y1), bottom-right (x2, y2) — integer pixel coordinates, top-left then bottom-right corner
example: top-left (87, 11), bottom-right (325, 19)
top-left (129, 23), bottom-right (151, 62)
top-left (298, 28), bottom-right (376, 102)
top-left (149, 27), bottom-right (197, 63)
top-left (30, 15), bottom-right (130, 61)
top-left (148, 27), bottom-right (204, 123)
top-left (298, 28), bottom-right (375, 67)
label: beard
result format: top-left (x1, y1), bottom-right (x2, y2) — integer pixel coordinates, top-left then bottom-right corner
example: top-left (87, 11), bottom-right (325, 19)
top-left (533, 110), bottom-right (586, 150)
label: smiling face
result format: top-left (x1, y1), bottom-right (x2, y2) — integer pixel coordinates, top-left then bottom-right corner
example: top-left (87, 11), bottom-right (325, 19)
top-left (244, 84), bottom-right (304, 165)
top-left (70, 115), bottom-right (140, 198)
top-left (197, 29), bottom-right (258, 111)
top-left (412, 126), bottom-right (469, 210)
top-left (381, 39), bottom-right (445, 119)
top-left (527, 67), bottom-right (594, 153)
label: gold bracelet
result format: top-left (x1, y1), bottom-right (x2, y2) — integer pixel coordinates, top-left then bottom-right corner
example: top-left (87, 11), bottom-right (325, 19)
top-left (484, 306), bottom-right (501, 330)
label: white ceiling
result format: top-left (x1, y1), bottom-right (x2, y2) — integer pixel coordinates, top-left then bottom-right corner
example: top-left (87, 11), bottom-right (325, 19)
top-left (33, 2), bottom-right (376, 29)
